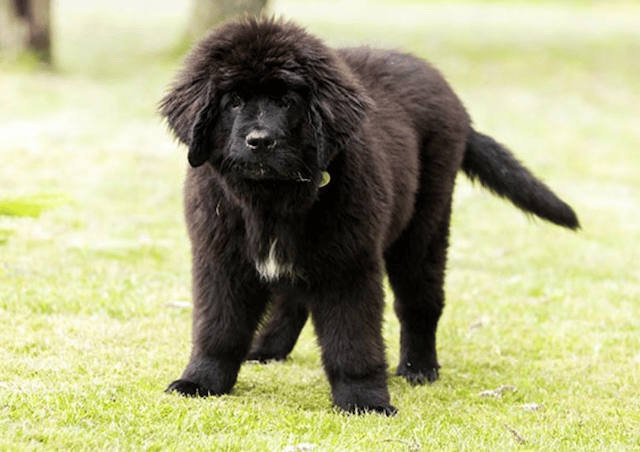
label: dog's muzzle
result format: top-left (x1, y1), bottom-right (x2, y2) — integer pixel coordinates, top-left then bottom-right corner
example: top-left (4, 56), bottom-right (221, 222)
top-left (245, 130), bottom-right (277, 153)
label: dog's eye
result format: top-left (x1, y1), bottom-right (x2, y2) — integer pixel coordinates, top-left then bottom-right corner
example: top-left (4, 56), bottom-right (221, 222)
top-left (280, 98), bottom-right (292, 109)
top-left (223, 93), bottom-right (243, 110)
top-left (279, 94), bottom-right (299, 109)
top-left (230, 93), bottom-right (243, 109)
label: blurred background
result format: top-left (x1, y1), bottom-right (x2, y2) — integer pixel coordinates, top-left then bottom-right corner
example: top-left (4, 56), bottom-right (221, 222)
top-left (2, 0), bottom-right (638, 263)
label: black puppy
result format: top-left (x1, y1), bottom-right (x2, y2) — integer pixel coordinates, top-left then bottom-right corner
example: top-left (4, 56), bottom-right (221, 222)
top-left (160, 18), bottom-right (579, 415)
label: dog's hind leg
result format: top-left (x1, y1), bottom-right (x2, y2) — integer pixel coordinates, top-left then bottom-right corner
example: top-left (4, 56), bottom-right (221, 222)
top-left (385, 198), bottom-right (453, 385)
top-left (247, 291), bottom-right (309, 362)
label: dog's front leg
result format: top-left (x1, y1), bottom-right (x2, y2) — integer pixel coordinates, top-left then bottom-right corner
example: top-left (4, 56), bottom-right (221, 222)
top-left (308, 265), bottom-right (396, 415)
top-left (167, 259), bottom-right (269, 397)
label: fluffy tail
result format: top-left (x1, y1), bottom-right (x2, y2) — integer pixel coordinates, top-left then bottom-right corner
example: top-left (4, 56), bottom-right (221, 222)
top-left (461, 130), bottom-right (580, 230)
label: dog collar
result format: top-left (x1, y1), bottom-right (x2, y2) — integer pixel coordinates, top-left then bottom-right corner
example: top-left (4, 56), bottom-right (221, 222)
top-left (319, 171), bottom-right (330, 188)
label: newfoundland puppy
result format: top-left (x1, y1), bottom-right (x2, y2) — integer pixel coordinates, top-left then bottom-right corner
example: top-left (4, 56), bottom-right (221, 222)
top-left (160, 17), bottom-right (579, 415)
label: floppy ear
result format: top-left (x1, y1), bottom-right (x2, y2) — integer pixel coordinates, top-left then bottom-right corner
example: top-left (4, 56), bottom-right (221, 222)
top-left (160, 74), bottom-right (208, 145)
top-left (160, 75), bottom-right (218, 167)
top-left (309, 57), bottom-right (372, 169)
top-left (187, 82), bottom-right (218, 167)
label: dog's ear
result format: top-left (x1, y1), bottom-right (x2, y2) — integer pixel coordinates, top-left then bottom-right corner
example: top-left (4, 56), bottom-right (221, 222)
top-left (160, 75), bottom-right (218, 167)
top-left (309, 56), bottom-right (372, 169)
top-left (160, 74), bottom-right (208, 145)
top-left (187, 82), bottom-right (218, 167)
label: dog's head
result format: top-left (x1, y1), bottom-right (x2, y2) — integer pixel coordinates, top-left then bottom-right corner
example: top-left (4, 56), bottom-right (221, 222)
top-left (160, 18), bottom-right (371, 186)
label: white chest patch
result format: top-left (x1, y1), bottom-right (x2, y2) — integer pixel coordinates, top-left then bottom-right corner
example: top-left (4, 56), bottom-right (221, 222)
top-left (255, 240), bottom-right (295, 282)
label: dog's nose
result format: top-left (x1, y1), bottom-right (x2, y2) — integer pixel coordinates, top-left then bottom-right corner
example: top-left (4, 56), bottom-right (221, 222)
top-left (246, 130), bottom-right (276, 152)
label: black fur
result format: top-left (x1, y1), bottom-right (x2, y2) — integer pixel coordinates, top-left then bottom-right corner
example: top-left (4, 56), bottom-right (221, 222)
top-left (160, 17), bottom-right (579, 415)
top-left (462, 131), bottom-right (579, 229)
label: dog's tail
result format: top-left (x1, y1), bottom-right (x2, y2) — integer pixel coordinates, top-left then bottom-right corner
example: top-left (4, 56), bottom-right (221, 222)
top-left (461, 129), bottom-right (579, 230)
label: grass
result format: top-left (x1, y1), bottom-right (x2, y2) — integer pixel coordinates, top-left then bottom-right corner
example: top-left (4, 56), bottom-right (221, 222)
top-left (1, 0), bottom-right (639, 450)
top-left (0, 193), bottom-right (71, 218)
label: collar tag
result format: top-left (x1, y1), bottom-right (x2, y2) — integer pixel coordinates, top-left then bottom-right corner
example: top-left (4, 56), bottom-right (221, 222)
top-left (319, 171), bottom-right (330, 188)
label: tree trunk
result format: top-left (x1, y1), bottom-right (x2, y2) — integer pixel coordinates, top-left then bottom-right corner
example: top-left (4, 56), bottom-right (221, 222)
top-left (187, 0), bottom-right (268, 41)
top-left (0, 0), bottom-right (28, 60)
top-left (0, 0), bottom-right (52, 64)
top-left (26, 0), bottom-right (51, 63)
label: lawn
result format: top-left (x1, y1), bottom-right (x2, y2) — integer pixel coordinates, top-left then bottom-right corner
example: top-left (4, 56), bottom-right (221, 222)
top-left (1, 0), bottom-right (639, 450)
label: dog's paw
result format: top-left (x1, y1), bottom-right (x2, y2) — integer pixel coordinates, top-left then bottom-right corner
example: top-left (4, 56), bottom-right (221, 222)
top-left (165, 379), bottom-right (215, 397)
top-left (396, 363), bottom-right (439, 385)
top-left (331, 376), bottom-right (396, 416)
top-left (166, 357), bottom-right (241, 397)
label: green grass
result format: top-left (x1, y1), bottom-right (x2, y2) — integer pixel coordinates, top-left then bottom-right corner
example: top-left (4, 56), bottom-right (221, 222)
top-left (0, 193), bottom-right (71, 218)
top-left (1, 0), bottom-right (639, 450)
